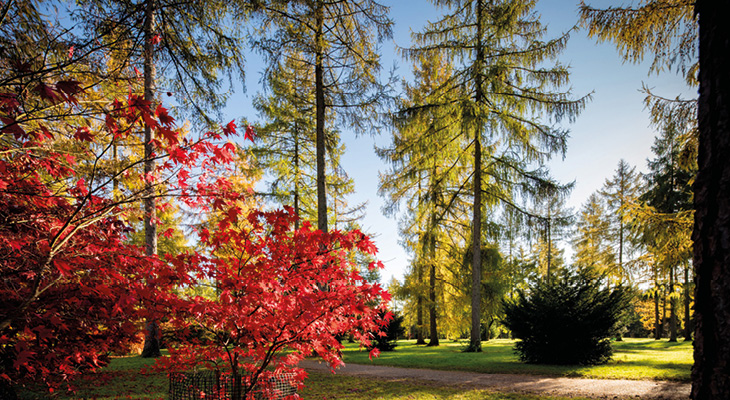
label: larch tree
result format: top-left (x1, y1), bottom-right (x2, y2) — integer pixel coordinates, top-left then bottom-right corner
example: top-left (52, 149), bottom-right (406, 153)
top-left (641, 125), bottom-right (694, 342)
top-left (528, 190), bottom-right (574, 283)
top-left (252, 57), bottom-right (362, 230)
top-left (402, 0), bottom-right (587, 351)
top-left (253, 0), bottom-right (393, 233)
top-left (693, 0), bottom-right (730, 397)
top-left (600, 159), bottom-right (643, 284)
top-left (573, 193), bottom-right (614, 277)
top-left (379, 53), bottom-right (461, 346)
top-left (580, 0), bottom-right (700, 346)
top-left (76, 0), bottom-right (250, 357)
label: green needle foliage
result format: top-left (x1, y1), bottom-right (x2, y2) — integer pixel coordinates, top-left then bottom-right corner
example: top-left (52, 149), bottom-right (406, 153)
top-left (253, 0), bottom-right (393, 232)
top-left (502, 271), bottom-right (632, 365)
top-left (399, 0), bottom-right (589, 352)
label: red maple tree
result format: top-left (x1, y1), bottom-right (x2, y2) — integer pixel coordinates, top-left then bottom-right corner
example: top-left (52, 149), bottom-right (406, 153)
top-left (1, 12), bottom-right (389, 397)
top-left (152, 205), bottom-right (390, 399)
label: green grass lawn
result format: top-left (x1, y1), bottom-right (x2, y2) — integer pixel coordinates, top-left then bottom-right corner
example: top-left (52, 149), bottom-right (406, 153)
top-left (341, 338), bottom-right (692, 382)
top-left (18, 356), bottom-right (592, 400)
top-left (16, 338), bottom-right (691, 399)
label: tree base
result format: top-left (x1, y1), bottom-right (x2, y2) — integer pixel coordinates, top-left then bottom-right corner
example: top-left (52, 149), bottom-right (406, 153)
top-left (464, 344), bottom-right (482, 353)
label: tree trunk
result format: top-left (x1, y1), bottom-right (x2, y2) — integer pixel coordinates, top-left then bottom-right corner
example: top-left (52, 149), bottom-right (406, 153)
top-left (416, 258), bottom-right (426, 345)
top-left (546, 218), bottom-right (552, 283)
top-left (669, 266), bottom-right (677, 342)
top-left (141, 0), bottom-right (161, 358)
top-left (692, 1), bottom-right (730, 397)
top-left (427, 229), bottom-right (439, 346)
top-left (654, 272), bottom-right (661, 340)
top-left (661, 287), bottom-right (667, 339)
top-left (684, 264), bottom-right (692, 341)
top-left (415, 175), bottom-right (427, 345)
top-left (467, 0), bottom-right (484, 354)
top-left (314, 0), bottom-right (327, 233)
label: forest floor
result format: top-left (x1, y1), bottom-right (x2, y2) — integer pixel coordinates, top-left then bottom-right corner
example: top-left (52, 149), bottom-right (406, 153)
top-left (301, 359), bottom-right (691, 400)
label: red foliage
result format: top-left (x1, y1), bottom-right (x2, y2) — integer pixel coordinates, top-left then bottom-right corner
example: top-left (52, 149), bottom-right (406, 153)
top-left (0, 70), bottom-right (252, 391)
top-left (0, 147), bottom-right (154, 389)
top-left (151, 207), bottom-right (390, 399)
top-left (1, 32), bottom-right (387, 398)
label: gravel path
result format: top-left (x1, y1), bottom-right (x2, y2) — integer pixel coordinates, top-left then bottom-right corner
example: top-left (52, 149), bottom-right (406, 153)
top-left (300, 360), bottom-right (690, 399)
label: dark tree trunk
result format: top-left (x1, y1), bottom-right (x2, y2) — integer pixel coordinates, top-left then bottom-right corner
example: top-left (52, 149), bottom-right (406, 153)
top-left (427, 231), bottom-right (439, 346)
top-left (141, 0), bottom-right (161, 358)
top-left (692, 1), bottom-right (730, 398)
top-left (314, 0), bottom-right (327, 233)
top-left (293, 123), bottom-right (300, 231)
top-left (669, 266), bottom-right (678, 342)
top-left (416, 176), bottom-right (427, 345)
top-left (684, 264), bottom-right (693, 341)
top-left (662, 289), bottom-right (667, 338)
top-left (416, 259), bottom-right (426, 345)
top-left (654, 272), bottom-right (662, 340)
top-left (467, 0), bottom-right (484, 353)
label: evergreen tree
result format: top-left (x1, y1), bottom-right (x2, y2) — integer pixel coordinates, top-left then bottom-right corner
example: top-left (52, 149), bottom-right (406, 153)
top-left (581, 0), bottom-right (699, 347)
top-left (402, 0), bottom-right (587, 352)
top-left (528, 191), bottom-right (574, 283)
top-left (379, 52), bottom-right (464, 346)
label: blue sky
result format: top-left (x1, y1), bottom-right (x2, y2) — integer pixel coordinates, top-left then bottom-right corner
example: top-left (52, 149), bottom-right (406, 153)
top-left (229, 0), bottom-right (695, 286)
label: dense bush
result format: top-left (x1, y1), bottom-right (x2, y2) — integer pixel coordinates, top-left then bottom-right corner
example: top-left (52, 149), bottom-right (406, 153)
top-left (502, 271), bottom-right (632, 365)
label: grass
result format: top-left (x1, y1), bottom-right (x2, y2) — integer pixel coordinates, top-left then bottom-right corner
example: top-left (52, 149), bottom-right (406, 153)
top-left (18, 356), bottom-right (592, 400)
top-left (15, 338), bottom-right (691, 399)
top-left (341, 338), bottom-right (692, 382)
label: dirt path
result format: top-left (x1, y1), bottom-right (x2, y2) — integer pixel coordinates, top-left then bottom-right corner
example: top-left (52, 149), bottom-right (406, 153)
top-left (300, 360), bottom-right (690, 399)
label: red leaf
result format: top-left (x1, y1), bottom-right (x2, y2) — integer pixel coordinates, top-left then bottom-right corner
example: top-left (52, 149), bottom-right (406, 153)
top-left (34, 82), bottom-right (61, 103)
top-left (244, 125), bottom-right (256, 142)
top-left (54, 259), bottom-right (74, 276)
top-left (73, 126), bottom-right (94, 142)
top-left (56, 80), bottom-right (82, 95)
top-left (0, 92), bottom-right (20, 112)
top-left (222, 120), bottom-right (236, 136)
top-left (0, 116), bottom-right (25, 138)
top-left (155, 105), bottom-right (175, 127)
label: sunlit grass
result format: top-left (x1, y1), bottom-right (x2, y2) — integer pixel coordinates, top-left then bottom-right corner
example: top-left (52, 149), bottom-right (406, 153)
top-left (15, 338), bottom-right (690, 399)
top-left (16, 356), bottom-right (592, 400)
top-left (341, 338), bottom-right (692, 382)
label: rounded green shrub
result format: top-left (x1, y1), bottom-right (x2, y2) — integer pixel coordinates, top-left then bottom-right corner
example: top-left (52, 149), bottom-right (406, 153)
top-left (502, 271), bottom-right (632, 365)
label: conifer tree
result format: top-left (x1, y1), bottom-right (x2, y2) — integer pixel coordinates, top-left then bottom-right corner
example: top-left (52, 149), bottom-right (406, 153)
top-left (600, 159), bottom-right (643, 283)
top-left (402, 0), bottom-right (587, 351)
top-left (252, 57), bottom-right (362, 229)
top-left (77, 0), bottom-right (250, 357)
top-left (254, 0), bottom-right (393, 233)
top-left (573, 193), bottom-right (614, 276)
top-left (641, 125), bottom-right (694, 342)
top-left (581, 0), bottom-right (699, 346)
top-left (379, 53), bottom-right (460, 346)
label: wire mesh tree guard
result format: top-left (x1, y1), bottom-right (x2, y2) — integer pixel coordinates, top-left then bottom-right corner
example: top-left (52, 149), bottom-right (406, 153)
top-left (169, 370), bottom-right (297, 400)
